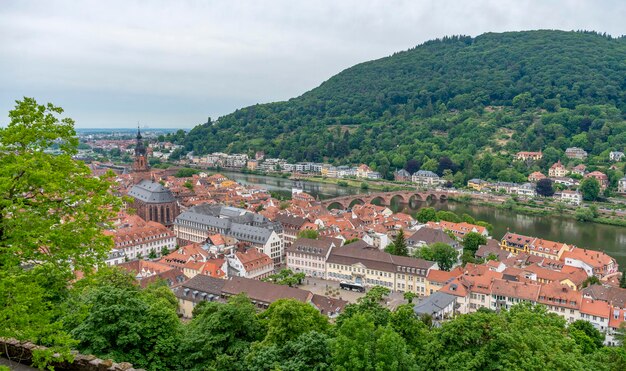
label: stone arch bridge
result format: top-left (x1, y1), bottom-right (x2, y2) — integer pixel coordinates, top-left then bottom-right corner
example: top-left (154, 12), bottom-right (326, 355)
top-left (321, 190), bottom-right (451, 210)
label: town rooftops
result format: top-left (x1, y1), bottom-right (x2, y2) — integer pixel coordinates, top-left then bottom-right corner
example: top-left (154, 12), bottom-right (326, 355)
top-left (286, 237), bottom-right (336, 256)
top-left (413, 291), bottom-right (457, 316)
top-left (222, 276), bottom-right (312, 304)
top-left (561, 248), bottom-right (616, 269)
top-left (407, 226), bottom-right (456, 246)
top-left (583, 284), bottom-right (626, 309)
top-left (128, 179), bottom-right (176, 203)
top-left (491, 279), bottom-right (540, 302)
top-left (327, 240), bottom-right (435, 275)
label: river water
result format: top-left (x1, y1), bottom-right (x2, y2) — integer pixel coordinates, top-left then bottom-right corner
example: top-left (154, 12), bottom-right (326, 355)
top-left (224, 172), bottom-right (626, 266)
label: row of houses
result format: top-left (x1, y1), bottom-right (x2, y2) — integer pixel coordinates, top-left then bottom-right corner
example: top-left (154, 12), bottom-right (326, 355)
top-left (515, 147), bottom-right (589, 161)
top-left (467, 179), bottom-right (538, 198)
top-left (500, 232), bottom-right (618, 278)
top-left (393, 169), bottom-right (446, 187)
top-left (415, 259), bottom-right (625, 345)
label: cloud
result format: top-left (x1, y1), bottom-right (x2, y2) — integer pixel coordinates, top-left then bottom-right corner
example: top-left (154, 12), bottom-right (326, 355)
top-left (0, 0), bottom-right (624, 127)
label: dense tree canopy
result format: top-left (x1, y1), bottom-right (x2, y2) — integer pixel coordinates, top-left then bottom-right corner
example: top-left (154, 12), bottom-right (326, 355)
top-left (178, 31), bottom-right (626, 186)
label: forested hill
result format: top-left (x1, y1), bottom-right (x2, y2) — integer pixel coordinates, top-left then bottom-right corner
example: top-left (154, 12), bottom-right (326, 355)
top-left (179, 30), bottom-right (626, 182)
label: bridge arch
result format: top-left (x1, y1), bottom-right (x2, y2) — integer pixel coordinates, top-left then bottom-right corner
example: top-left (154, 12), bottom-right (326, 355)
top-left (389, 194), bottom-right (406, 204)
top-left (369, 196), bottom-right (386, 206)
top-left (327, 201), bottom-right (346, 210)
top-left (348, 198), bottom-right (365, 208)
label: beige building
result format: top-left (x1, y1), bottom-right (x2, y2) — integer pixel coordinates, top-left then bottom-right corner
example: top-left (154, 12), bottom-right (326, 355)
top-left (325, 240), bottom-right (437, 296)
top-left (286, 237), bottom-right (340, 278)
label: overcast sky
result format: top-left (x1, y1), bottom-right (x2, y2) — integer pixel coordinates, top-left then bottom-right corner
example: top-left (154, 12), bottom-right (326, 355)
top-left (1, 1), bottom-right (625, 128)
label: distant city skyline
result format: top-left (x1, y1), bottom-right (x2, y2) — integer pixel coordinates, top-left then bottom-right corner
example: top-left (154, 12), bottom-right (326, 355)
top-left (1, 0), bottom-right (625, 128)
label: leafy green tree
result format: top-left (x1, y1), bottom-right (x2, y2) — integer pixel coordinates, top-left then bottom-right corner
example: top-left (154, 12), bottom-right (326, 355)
top-left (332, 314), bottom-right (416, 371)
top-left (569, 320), bottom-right (604, 354)
top-left (336, 286), bottom-right (391, 328)
top-left (297, 229), bottom-right (319, 239)
top-left (245, 331), bottom-right (332, 371)
top-left (0, 98), bottom-right (120, 367)
top-left (435, 210), bottom-right (461, 223)
top-left (620, 271), bottom-right (626, 289)
top-left (179, 294), bottom-right (263, 371)
top-left (160, 246), bottom-right (170, 256)
top-left (0, 97), bottom-right (119, 272)
top-left (416, 242), bottom-right (458, 271)
top-left (68, 275), bottom-right (182, 370)
top-left (536, 178), bottom-right (555, 197)
top-left (148, 249), bottom-right (157, 259)
top-left (580, 177), bottom-right (601, 201)
top-left (390, 304), bottom-right (430, 352)
top-left (403, 292), bottom-right (417, 304)
top-left (343, 238), bottom-right (360, 245)
top-left (513, 92), bottom-right (533, 111)
top-left (462, 232), bottom-right (487, 256)
top-left (582, 275), bottom-right (601, 288)
top-left (385, 229), bottom-right (408, 256)
top-left (415, 207), bottom-right (437, 223)
top-left (174, 167), bottom-right (200, 177)
top-left (259, 299), bottom-right (329, 345)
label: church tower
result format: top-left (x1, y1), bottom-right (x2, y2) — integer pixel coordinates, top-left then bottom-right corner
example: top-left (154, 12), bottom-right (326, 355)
top-left (132, 127), bottom-right (150, 179)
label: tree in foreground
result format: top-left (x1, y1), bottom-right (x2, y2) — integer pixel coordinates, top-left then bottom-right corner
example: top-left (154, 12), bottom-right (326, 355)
top-left (0, 98), bottom-right (120, 366)
top-left (0, 97), bottom-right (119, 272)
top-left (178, 294), bottom-right (263, 371)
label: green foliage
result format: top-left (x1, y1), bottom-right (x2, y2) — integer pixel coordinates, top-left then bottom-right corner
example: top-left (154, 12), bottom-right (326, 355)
top-left (462, 232), bottom-right (487, 256)
top-left (263, 269), bottom-right (306, 287)
top-left (245, 331), bottom-right (332, 371)
top-left (415, 207), bottom-right (437, 223)
top-left (580, 177), bottom-right (601, 201)
top-left (259, 299), bottom-right (329, 345)
top-left (384, 229), bottom-right (408, 256)
top-left (536, 178), bottom-right (555, 197)
top-left (575, 207), bottom-right (596, 222)
top-left (343, 238), bottom-right (360, 245)
top-left (180, 31), bottom-right (626, 186)
top-left (174, 167), bottom-right (200, 178)
top-left (332, 313), bottom-right (416, 371)
top-left (569, 320), bottom-right (605, 354)
top-left (66, 271), bottom-right (182, 370)
top-left (582, 275), bottom-right (601, 288)
top-left (297, 229), bottom-right (319, 239)
top-left (0, 97), bottom-right (119, 272)
top-left (179, 294), bottom-right (263, 371)
top-left (435, 210), bottom-right (461, 223)
top-left (620, 271), bottom-right (626, 289)
top-left (416, 242), bottom-right (458, 271)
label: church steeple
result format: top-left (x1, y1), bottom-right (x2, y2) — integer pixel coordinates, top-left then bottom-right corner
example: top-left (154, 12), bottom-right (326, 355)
top-left (132, 124), bottom-right (150, 180)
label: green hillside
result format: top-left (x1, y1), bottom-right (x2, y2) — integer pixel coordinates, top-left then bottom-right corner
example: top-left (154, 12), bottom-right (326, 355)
top-left (179, 30), bottom-right (626, 184)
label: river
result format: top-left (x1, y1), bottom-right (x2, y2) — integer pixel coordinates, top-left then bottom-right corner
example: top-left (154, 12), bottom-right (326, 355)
top-left (224, 172), bottom-right (626, 266)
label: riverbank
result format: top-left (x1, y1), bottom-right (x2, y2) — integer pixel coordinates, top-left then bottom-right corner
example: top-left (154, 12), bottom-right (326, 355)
top-left (448, 195), bottom-right (626, 227)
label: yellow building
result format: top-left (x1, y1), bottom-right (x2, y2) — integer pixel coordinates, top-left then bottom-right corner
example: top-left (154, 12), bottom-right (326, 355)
top-left (500, 232), bottom-right (533, 255)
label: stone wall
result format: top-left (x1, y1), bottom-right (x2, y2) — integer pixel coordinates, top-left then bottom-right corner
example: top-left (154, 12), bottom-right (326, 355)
top-left (0, 338), bottom-right (144, 371)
